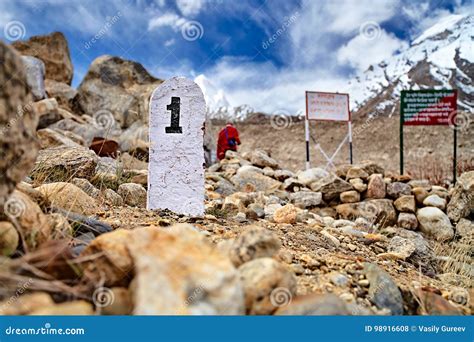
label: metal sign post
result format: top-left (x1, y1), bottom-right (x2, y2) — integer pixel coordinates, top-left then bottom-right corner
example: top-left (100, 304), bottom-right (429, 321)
top-left (305, 91), bottom-right (352, 170)
top-left (399, 89), bottom-right (457, 183)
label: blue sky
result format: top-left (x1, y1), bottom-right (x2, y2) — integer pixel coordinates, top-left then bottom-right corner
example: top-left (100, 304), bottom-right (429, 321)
top-left (0, 0), bottom-right (471, 113)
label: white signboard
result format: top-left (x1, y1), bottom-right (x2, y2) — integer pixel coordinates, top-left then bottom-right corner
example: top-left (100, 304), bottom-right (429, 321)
top-left (147, 77), bottom-right (206, 216)
top-left (306, 91), bottom-right (350, 121)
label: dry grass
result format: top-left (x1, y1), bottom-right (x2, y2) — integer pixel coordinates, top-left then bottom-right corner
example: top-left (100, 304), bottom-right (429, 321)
top-left (407, 156), bottom-right (474, 185)
top-left (432, 237), bottom-right (473, 288)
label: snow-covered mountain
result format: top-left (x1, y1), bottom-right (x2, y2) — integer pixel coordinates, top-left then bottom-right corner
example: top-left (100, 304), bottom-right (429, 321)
top-left (194, 74), bottom-right (254, 121)
top-left (346, 14), bottom-right (473, 117)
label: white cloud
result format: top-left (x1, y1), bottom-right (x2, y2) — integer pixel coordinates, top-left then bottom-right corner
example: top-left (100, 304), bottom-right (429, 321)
top-left (337, 30), bottom-right (408, 72)
top-left (325, 0), bottom-right (399, 34)
top-left (148, 12), bottom-right (188, 31)
top-left (176, 0), bottom-right (205, 17)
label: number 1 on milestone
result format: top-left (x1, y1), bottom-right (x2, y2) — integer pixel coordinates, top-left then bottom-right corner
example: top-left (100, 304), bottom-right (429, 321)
top-left (165, 96), bottom-right (183, 133)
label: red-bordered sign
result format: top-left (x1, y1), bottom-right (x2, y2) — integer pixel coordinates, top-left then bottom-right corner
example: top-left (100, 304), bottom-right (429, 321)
top-left (306, 91), bottom-right (351, 122)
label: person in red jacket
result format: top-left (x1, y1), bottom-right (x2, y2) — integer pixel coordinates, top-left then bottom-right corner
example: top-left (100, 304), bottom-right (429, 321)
top-left (217, 123), bottom-right (241, 160)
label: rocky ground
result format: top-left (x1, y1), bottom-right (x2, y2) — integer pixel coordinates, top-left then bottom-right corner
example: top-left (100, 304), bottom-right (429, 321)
top-left (0, 32), bottom-right (472, 316)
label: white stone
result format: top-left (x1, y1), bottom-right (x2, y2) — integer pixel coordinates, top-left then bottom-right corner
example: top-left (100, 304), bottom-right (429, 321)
top-left (147, 77), bottom-right (206, 216)
top-left (423, 194), bottom-right (446, 210)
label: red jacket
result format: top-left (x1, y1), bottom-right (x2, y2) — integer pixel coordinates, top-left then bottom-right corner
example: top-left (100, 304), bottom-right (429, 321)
top-left (217, 124), bottom-right (241, 160)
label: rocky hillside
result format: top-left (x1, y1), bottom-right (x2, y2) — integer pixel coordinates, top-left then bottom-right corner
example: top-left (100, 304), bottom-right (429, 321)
top-left (0, 31), bottom-right (472, 316)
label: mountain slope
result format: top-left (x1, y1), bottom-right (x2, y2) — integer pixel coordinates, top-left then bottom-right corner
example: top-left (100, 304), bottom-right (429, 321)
top-left (347, 14), bottom-right (473, 117)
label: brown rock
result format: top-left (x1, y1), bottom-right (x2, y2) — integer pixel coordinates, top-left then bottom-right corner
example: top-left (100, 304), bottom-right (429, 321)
top-left (31, 146), bottom-right (98, 182)
top-left (30, 300), bottom-right (94, 315)
top-left (273, 204), bottom-right (297, 224)
top-left (0, 221), bottom-right (19, 256)
top-left (45, 79), bottom-right (77, 110)
top-left (229, 226), bottom-right (281, 266)
top-left (349, 178), bottom-right (367, 192)
top-left (0, 41), bottom-right (39, 212)
top-left (366, 174), bottom-right (386, 199)
top-left (340, 190), bottom-right (360, 203)
top-left (416, 290), bottom-right (462, 315)
top-left (101, 287), bottom-right (133, 315)
top-left (36, 182), bottom-right (98, 215)
top-left (13, 32), bottom-right (73, 84)
top-left (394, 195), bottom-right (416, 213)
top-left (117, 183), bottom-right (146, 208)
top-left (129, 225), bottom-right (244, 315)
top-left (346, 166), bottom-right (369, 180)
top-left (80, 229), bottom-right (134, 287)
top-left (412, 187), bottom-right (429, 204)
top-left (5, 190), bottom-right (51, 250)
top-left (0, 292), bottom-right (54, 315)
top-left (238, 257), bottom-right (296, 315)
top-left (397, 213), bottom-right (418, 230)
top-left (336, 199), bottom-right (397, 227)
top-left (310, 174), bottom-right (353, 202)
top-left (447, 171), bottom-right (474, 222)
top-left (76, 55), bottom-right (162, 128)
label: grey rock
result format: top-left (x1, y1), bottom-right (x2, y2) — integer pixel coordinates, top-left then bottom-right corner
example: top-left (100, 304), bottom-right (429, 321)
top-left (21, 56), bottom-right (46, 100)
top-left (364, 263), bottom-right (403, 315)
top-left (290, 191), bottom-right (322, 208)
top-left (387, 182), bottom-right (411, 199)
top-left (310, 173), bottom-right (353, 201)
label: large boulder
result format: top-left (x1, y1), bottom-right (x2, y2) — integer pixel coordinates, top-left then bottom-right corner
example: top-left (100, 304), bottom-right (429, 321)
top-left (336, 199), bottom-right (397, 227)
top-left (12, 32), bottom-right (73, 84)
top-left (75, 55), bottom-right (163, 128)
top-left (0, 41), bottom-right (39, 211)
top-left (417, 207), bottom-right (454, 241)
top-left (31, 146), bottom-right (98, 182)
top-left (129, 225), bottom-right (245, 315)
top-left (447, 171), bottom-right (474, 222)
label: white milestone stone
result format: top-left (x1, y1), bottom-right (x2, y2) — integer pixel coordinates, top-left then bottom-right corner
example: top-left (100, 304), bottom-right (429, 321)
top-left (147, 77), bottom-right (206, 216)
